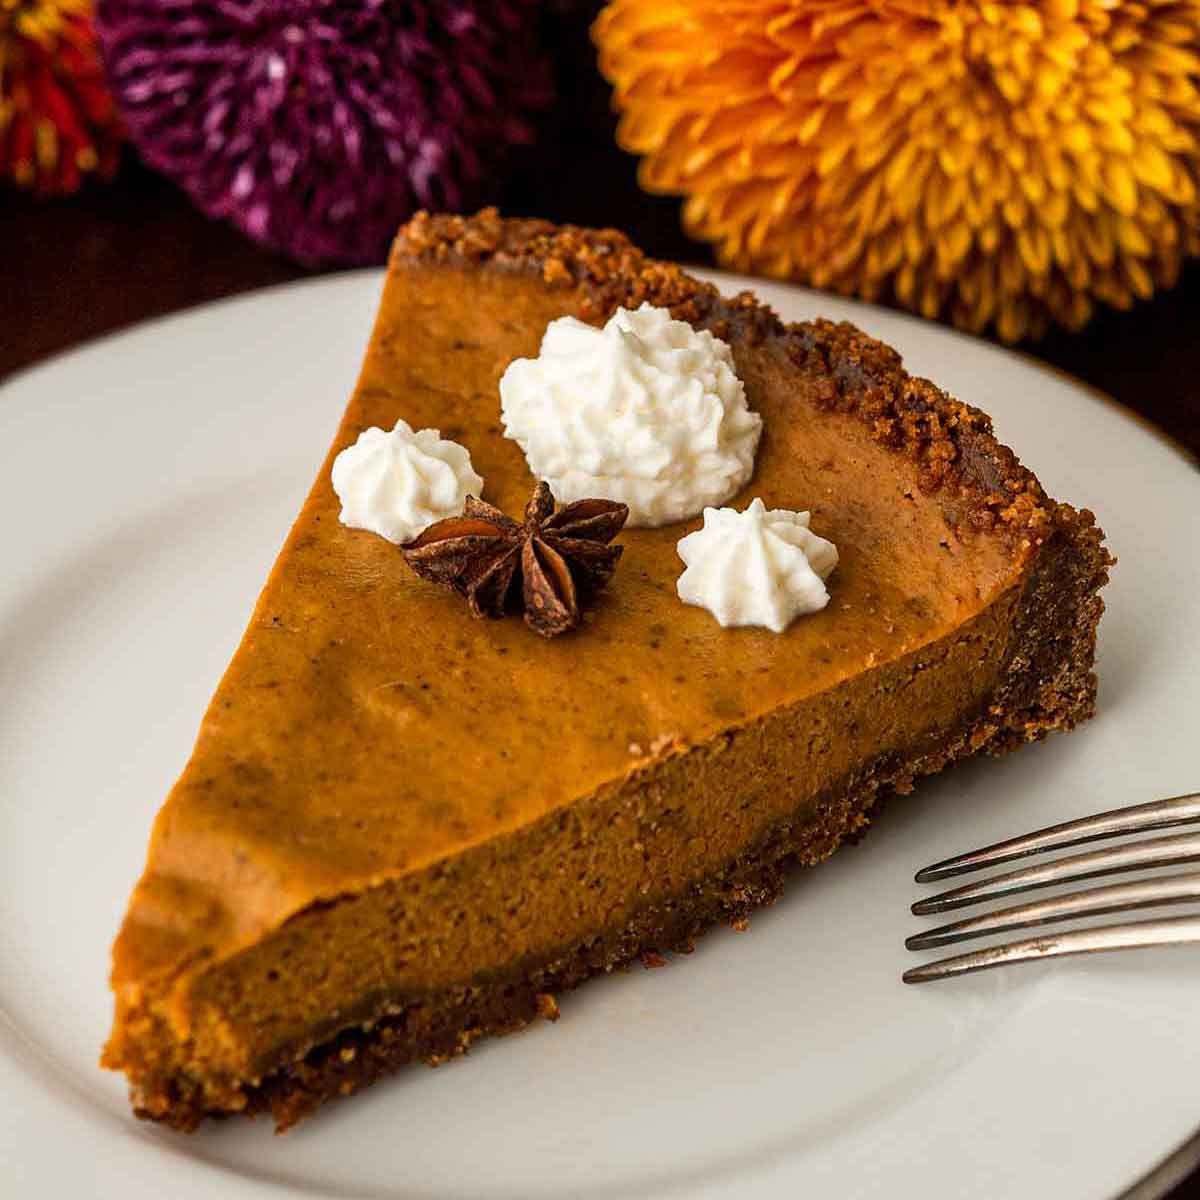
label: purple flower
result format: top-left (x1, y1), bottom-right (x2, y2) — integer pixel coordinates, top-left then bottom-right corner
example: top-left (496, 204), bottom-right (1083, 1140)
top-left (97, 0), bottom-right (554, 264)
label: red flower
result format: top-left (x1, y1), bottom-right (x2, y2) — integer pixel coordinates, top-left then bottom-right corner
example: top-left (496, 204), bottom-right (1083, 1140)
top-left (1, 0), bottom-right (124, 195)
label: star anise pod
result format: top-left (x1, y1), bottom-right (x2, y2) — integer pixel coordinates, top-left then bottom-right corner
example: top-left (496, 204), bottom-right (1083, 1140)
top-left (401, 481), bottom-right (629, 638)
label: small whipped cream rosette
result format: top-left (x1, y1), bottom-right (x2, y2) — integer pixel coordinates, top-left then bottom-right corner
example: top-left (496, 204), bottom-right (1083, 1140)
top-left (676, 498), bottom-right (838, 633)
top-left (331, 419), bottom-right (483, 544)
top-left (499, 303), bottom-right (762, 527)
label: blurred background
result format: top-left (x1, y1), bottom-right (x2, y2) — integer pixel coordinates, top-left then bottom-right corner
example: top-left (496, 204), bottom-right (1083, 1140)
top-left (1, 0), bottom-right (1197, 462)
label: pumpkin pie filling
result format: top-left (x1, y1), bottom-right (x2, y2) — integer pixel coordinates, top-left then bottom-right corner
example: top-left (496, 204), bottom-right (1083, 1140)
top-left (103, 211), bottom-right (1110, 1130)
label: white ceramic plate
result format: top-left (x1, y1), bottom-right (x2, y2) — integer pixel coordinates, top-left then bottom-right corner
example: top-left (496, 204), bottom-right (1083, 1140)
top-left (1, 269), bottom-right (1197, 1200)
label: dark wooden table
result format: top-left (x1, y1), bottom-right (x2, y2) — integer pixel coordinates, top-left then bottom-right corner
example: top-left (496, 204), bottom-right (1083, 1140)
top-left (1, 27), bottom-right (1197, 1198)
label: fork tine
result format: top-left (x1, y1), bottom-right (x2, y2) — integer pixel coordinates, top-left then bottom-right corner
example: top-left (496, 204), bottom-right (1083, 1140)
top-left (911, 830), bottom-right (1200, 915)
top-left (906, 870), bottom-right (1200, 950)
top-left (903, 914), bottom-right (1200, 983)
top-left (915, 791), bottom-right (1200, 882)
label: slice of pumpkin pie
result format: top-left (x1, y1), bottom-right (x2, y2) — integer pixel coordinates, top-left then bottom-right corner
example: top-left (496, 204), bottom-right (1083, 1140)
top-left (103, 209), bottom-right (1111, 1131)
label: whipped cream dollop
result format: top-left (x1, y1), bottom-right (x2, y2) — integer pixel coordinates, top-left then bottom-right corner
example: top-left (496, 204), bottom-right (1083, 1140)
top-left (499, 303), bottom-right (762, 527)
top-left (676, 498), bottom-right (838, 633)
top-left (330, 419), bottom-right (483, 544)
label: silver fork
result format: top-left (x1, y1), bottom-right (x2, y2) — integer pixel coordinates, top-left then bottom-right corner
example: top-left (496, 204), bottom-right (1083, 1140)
top-left (904, 791), bottom-right (1200, 983)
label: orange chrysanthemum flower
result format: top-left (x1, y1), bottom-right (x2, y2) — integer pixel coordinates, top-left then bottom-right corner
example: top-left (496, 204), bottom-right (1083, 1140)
top-left (594, 0), bottom-right (1200, 341)
top-left (1, 0), bottom-right (122, 194)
